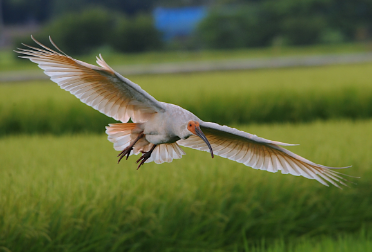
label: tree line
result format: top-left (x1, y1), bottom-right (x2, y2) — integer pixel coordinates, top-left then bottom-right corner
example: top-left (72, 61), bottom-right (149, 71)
top-left (4, 0), bottom-right (372, 53)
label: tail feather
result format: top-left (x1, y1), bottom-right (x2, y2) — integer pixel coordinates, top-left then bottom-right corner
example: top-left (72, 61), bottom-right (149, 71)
top-left (150, 143), bottom-right (186, 164)
top-left (112, 134), bottom-right (132, 151)
top-left (106, 123), bottom-right (140, 133)
top-left (106, 123), bottom-right (143, 152)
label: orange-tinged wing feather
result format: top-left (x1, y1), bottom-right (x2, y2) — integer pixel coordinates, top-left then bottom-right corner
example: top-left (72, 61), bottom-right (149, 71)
top-left (15, 36), bottom-right (165, 123)
top-left (178, 122), bottom-right (351, 188)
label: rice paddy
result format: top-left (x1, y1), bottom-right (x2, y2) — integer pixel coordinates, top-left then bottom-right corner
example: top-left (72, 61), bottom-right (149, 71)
top-left (1, 59), bottom-right (371, 251)
top-left (1, 63), bottom-right (372, 136)
top-left (1, 120), bottom-right (371, 251)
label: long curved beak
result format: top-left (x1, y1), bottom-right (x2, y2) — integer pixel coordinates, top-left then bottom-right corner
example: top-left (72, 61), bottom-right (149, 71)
top-left (194, 126), bottom-right (214, 158)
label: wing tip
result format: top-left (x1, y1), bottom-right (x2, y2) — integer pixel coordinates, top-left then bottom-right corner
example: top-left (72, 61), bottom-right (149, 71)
top-left (278, 143), bottom-right (299, 146)
top-left (323, 165), bottom-right (352, 170)
top-left (95, 53), bottom-right (115, 74)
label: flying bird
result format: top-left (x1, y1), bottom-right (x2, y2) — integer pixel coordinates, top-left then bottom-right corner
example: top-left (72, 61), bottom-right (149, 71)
top-left (16, 36), bottom-right (351, 187)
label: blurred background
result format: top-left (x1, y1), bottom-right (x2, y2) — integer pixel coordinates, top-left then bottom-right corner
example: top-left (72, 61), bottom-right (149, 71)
top-left (1, 0), bottom-right (372, 53)
top-left (1, 0), bottom-right (372, 252)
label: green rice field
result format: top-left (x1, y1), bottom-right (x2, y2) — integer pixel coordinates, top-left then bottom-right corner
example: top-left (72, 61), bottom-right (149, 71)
top-left (1, 63), bottom-right (372, 136)
top-left (1, 58), bottom-right (372, 251)
top-left (1, 119), bottom-right (371, 251)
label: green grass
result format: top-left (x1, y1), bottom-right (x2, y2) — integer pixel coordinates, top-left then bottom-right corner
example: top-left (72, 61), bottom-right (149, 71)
top-left (245, 230), bottom-right (372, 252)
top-left (1, 119), bottom-right (371, 251)
top-left (2, 41), bottom-right (371, 72)
top-left (1, 63), bottom-right (372, 136)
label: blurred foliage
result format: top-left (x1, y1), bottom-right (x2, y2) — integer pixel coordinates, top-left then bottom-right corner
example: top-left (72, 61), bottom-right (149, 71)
top-left (319, 28), bottom-right (346, 44)
top-left (111, 14), bottom-right (162, 53)
top-left (280, 16), bottom-right (326, 45)
top-left (50, 0), bottom-right (155, 16)
top-left (2, 0), bottom-right (52, 24)
top-left (2, 0), bottom-right (155, 24)
top-left (197, 0), bottom-right (372, 49)
top-left (14, 8), bottom-right (162, 55)
top-left (3, 0), bottom-right (372, 52)
top-left (39, 8), bottom-right (113, 55)
top-left (197, 5), bottom-right (274, 49)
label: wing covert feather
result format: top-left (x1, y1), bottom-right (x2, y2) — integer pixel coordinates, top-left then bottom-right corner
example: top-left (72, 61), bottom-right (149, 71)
top-left (15, 36), bottom-right (165, 123)
top-left (178, 122), bottom-right (350, 187)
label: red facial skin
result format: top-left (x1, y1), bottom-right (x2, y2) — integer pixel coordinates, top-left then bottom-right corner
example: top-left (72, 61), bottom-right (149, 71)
top-left (187, 121), bottom-right (214, 158)
top-left (187, 121), bottom-right (200, 135)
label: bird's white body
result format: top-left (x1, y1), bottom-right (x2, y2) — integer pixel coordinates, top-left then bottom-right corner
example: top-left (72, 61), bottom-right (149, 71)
top-left (142, 103), bottom-right (199, 144)
top-left (16, 36), bottom-right (351, 188)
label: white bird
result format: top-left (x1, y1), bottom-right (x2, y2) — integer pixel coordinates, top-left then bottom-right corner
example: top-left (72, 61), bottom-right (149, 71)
top-left (16, 36), bottom-right (351, 187)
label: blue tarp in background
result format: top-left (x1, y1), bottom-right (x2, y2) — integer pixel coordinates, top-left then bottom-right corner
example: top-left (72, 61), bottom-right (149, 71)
top-left (153, 6), bottom-right (208, 41)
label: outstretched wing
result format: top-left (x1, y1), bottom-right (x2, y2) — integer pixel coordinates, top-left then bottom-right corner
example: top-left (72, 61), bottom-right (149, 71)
top-left (15, 36), bottom-right (165, 123)
top-left (178, 122), bottom-right (350, 187)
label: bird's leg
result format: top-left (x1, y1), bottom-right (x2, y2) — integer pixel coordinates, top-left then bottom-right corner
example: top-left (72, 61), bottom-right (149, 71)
top-left (117, 133), bottom-right (144, 164)
top-left (136, 144), bottom-right (157, 170)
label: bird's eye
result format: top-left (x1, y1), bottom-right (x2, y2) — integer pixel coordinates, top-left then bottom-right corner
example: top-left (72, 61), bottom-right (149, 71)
top-left (188, 123), bottom-right (192, 127)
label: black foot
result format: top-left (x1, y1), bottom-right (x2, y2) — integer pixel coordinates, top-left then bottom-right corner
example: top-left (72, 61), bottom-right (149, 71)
top-left (117, 146), bottom-right (132, 163)
top-left (117, 133), bottom-right (144, 164)
top-left (136, 145), bottom-right (157, 170)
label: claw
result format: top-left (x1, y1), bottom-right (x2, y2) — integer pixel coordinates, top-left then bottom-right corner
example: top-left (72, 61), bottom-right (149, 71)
top-left (117, 146), bottom-right (133, 163)
top-left (117, 133), bottom-right (144, 164)
top-left (136, 145), bottom-right (157, 169)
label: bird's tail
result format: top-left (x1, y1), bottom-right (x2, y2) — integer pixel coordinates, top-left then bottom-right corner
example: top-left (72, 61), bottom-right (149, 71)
top-left (105, 123), bottom-right (149, 154)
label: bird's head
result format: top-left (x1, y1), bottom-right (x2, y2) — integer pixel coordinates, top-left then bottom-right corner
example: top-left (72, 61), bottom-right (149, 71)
top-left (187, 121), bottom-right (214, 158)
